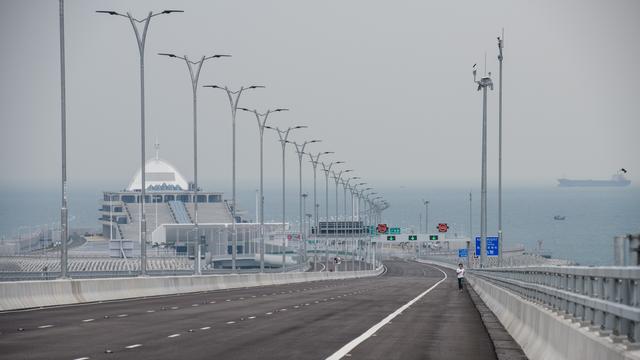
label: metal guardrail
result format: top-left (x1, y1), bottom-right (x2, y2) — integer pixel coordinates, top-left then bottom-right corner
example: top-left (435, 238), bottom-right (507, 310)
top-left (472, 266), bottom-right (640, 344)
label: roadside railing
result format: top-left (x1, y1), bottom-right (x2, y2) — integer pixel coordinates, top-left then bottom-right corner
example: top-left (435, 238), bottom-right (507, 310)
top-left (471, 266), bottom-right (640, 345)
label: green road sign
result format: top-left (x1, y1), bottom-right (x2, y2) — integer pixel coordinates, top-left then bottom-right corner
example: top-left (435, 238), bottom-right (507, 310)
top-left (389, 227), bottom-right (401, 234)
top-left (429, 235), bottom-right (439, 240)
top-left (408, 235), bottom-right (418, 241)
top-left (386, 235), bottom-right (396, 241)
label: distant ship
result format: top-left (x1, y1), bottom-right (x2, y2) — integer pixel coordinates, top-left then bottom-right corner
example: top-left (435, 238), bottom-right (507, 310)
top-left (558, 169), bottom-right (630, 187)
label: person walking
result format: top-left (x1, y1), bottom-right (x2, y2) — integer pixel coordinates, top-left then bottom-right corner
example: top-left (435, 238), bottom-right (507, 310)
top-left (456, 263), bottom-right (465, 291)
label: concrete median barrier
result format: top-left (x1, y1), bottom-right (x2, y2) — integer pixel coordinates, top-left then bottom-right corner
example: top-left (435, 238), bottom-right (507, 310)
top-left (0, 266), bottom-right (384, 311)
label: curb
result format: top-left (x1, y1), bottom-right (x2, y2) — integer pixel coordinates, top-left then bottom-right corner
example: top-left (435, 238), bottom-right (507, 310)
top-left (466, 280), bottom-right (528, 360)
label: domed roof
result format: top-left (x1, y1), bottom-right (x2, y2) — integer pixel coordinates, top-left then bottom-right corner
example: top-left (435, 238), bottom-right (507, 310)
top-left (127, 158), bottom-right (189, 191)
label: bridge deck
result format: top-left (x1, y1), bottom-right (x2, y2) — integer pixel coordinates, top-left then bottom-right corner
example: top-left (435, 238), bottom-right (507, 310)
top-left (0, 260), bottom-right (501, 359)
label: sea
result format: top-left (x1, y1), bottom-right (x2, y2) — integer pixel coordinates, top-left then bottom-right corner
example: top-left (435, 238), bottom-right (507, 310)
top-left (1, 186), bottom-right (638, 266)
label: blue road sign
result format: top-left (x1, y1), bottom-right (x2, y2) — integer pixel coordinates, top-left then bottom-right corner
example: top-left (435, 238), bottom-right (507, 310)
top-left (475, 236), bottom-right (499, 256)
top-left (458, 248), bottom-right (468, 258)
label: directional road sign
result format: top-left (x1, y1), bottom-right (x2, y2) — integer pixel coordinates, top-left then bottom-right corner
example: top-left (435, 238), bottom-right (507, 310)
top-left (408, 235), bottom-right (418, 241)
top-left (386, 235), bottom-right (396, 241)
top-left (458, 248), bottom-right (468, 258)
top-left (475, 236), bottom-right (499, 256)
top-left (389, 227), bottom-right (401, 234)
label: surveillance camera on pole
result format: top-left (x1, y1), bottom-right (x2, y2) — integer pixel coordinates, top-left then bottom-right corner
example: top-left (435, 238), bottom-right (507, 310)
top-left (473, 63), bottom-right (493, 268)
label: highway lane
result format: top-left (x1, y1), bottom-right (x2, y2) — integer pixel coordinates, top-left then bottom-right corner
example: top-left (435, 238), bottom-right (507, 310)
top-left (0, 260), bottom-right (497, 359)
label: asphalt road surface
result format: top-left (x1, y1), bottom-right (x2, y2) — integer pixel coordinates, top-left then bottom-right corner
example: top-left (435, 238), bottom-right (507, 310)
top-left (0, 260), bottom-right (497, 360)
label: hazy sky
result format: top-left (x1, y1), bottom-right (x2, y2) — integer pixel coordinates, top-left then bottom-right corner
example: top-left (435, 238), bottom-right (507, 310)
top-left (1, 0), bottom-right (639, 195)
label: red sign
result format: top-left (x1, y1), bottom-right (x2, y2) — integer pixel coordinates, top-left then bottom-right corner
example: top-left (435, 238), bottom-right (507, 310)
top-left (437, 223), bottom-right (449, 233)
top-left (377, 224), bottom-right (388, 234)
top-left (287, 234), bottom-right (292, 240)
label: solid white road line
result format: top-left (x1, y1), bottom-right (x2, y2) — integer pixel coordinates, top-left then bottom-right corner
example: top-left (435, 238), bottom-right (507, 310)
top-left (325, 265), bottom-right (448, 360)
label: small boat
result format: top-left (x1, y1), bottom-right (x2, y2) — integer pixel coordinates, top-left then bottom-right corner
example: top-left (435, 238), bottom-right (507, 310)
top-left (553, 215), bottom-right (566, 221)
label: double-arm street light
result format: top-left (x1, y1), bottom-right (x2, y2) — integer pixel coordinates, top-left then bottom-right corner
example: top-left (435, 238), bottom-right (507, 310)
top-left (239, 107), bottom-right (289, 271)
top-left (159, 52), bottom-right (230, 274)
top-left (321, 161), bottom-right (344, 270)
top-left (97, 8), bottom-right (183, 276)
top-left (342, 176), bottom-right (359, 271)
top-left (266, 125), bottom-right (307, 272)
top-left (308, 151), bottom-right (333, 271)
top-left (289, 140), bottom-right (321, 266)
top-left (332, 169), bottom-right (352, 269)
top-left (473, 64), bottom-right (494, 268)
top-left (204, 85), bottom-right (264, 271)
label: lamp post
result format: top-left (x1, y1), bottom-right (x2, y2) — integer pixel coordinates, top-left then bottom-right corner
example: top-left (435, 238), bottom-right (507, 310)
top-left (497, 31), bottom-right (504, 266)
top-left (357, 185), bottom-right (372, 269)
top-left (342, 176), bottom-right (359, 270)
top-left (332, 169), bottom-right (352, 270)
top-left (290, 140), bottom-right (321, 266)
top-left (59, 0), bottom-right (69, 278)
top-left (98, 8), bottom-right (182, 276)
top-left (321, 161), bottom-right (344, 271)
top-left (204, 85), bottom-right (264, 271)
top-left (422, 200), bottom-right (429, 234)
top-left (308, 151), bottom-right (333, 271)
top-left (473, 64), bottom-right (494, 268)
top-left (159, 52), bottom-right (230, 275)
top-left (266, 125), bottom-right (307, 272)
top-left (239, 107), bottom-right (289, 271)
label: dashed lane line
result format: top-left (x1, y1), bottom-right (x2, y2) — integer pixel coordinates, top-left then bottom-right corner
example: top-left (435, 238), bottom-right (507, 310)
top-left (125, 344), bottom-right (142, 349)
top-left (325, 265), bottom-right (448, 360)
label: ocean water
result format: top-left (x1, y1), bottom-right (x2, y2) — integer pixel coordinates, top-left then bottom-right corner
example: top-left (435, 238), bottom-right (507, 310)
top-left (1, 186), bottom-right (638, 266)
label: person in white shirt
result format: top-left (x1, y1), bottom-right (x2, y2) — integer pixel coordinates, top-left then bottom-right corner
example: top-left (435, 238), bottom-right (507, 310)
top-left (456, 263), bottom-right (465, 291)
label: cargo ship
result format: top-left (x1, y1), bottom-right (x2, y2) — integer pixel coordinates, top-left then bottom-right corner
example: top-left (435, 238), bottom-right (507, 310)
top-left (557, 169), bottom-right (630, 187)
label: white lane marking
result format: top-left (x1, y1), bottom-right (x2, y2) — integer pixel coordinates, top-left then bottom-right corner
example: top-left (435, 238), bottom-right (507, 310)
top-left (239, 297), bottom-right (245, 300)
top-left (38, 325), bottom-right (54, 329)
top-left (251, 295), bottom-right (256, 298)
top-left (82, 318), bottom-right (94, 322)
top-left (265, 312), bottom-right (273, 315)
top-left (192, 304), bottom-right (199, 307)
top-left (125, 344), bottom-right (142, 349)
top-left (168, 334), bottom-right (181, 338)
top-left (226, 321), bottom-right (236, 324)
top-left (73, 357), bottom-right (90, 360)
top-left (209, 301), bottom-right (216, 304)
top-left (170, 306), bottom-right (179, 310)
top-left (200, 326), bottom-right (211, 330)
top-left (117, 314), bottom-right (128, 318)
top-left (248, 316), bottom-right (256, 320)
top-left (225, 299), bottom-right (231, 302)
top-left (325, 265), bottom-right (447, 360)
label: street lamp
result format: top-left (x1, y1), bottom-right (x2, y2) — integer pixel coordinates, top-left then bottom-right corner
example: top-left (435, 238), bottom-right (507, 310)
top-left (321, 160), bottom-right (344, 271)
top-left (289, 140), bottom-right (321, 266)
top-left (159, 52), bottom-right (230, 275)
top-left (342, 176), bottom-right (359, 271)
top-left (473, 63), bottom-right (494, 268)
top-left (265, 125), bottom-right (307, 272)
top-left (239, 107), bottom-right (289, 271)
top-left (308, 151), bottom-right (333, 271)
top-left (497, 30), bottom-right (505, 266)
top-left (204, 85), bottom-right (264, 271)
top-left (422, 199), bottom-right (429, 234)
top-left (98, 8), bottom-right (183, 276)
top-left (332, 169), bottom-right (352, 270)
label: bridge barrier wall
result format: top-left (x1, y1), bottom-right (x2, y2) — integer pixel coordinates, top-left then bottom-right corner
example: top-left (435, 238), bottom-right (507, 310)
top-left (417, 259), bottom-right (640, 360)
top-left (467, 274), bottom-right (640, 360)
top-left (0, 267), bottom-right (384, 311)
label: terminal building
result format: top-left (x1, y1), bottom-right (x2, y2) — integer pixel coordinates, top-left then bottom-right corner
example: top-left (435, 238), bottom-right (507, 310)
top-left (98, 149), bottom-right (287, 267)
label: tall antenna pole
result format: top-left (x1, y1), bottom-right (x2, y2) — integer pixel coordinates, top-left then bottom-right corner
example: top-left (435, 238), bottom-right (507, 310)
top-left (497, 29), bottom-right (504, 267)
top-left (59, 0), bottom-right (68, 279)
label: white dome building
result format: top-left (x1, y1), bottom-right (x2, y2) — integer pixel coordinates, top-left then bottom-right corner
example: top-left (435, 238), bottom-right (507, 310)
top-left (126, 158), bottom-right (190, 191)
